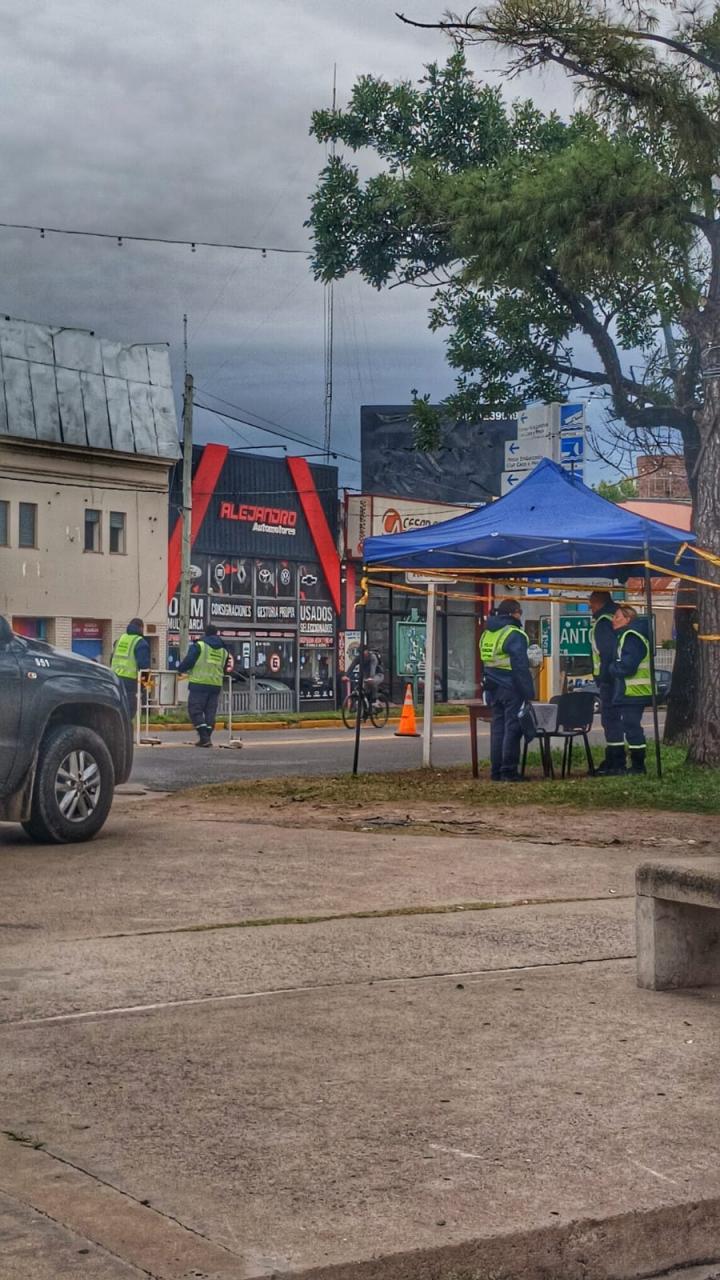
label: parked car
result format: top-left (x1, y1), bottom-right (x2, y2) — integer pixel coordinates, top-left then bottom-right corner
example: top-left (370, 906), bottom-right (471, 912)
top-left (571, 667), bottom-right (672, 708)
top-left (229, 669), bottom-right (292, 695)
top-left (0, 615), bottom-right (132, 843)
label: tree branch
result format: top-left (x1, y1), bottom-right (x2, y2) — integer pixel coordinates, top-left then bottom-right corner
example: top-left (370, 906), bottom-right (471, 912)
top-left (395, 10), bottom-right (720, 76)
top-left (544, 267), bottom-right (693, 431)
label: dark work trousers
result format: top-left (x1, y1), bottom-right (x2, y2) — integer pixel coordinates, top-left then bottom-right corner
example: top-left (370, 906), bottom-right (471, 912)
top-left (620, 702), bottom-right (646, 751)
top-left (487, 684), bottom-right (523, 780)
top-left (119, 676), bottom-right (138, 722)
top-left (599, 687), bottom-right (624, 746)
top-left (188, 684), bottom-right (221, 740)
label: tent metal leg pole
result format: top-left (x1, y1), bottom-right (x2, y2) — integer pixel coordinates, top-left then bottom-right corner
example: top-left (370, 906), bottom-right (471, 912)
top-left (352, 601), bottom-right (367, 777)
top-left (422, 582), bottom-right (437, 768)
top-left (644, 557), bottom-right (662, 780)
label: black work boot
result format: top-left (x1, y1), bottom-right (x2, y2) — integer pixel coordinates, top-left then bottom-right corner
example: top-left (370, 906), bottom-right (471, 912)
top-left (594, 749), bottom-right (614, 776)
top-left (595, 746), bottom-right (626, 777)
top-left (630, 748), bottom-right (646, 774)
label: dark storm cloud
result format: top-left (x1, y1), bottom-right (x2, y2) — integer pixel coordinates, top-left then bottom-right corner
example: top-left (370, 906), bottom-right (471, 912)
top-left (0, 1), bottom-right (573, 486)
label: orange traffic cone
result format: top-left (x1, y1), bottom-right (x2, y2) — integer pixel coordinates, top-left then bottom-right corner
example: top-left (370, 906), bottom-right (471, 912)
top-left (394, 683), bottom-right (420, 737)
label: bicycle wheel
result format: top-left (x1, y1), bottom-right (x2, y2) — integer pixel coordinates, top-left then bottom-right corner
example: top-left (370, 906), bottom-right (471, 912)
top-left (370, 693), bottom-right (390, 728)
top-left (341, 693), bottom-right (360, 729)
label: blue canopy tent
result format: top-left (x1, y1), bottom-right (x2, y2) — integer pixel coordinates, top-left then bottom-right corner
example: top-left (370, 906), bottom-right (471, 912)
top-left (363, 459), bottom-right (696, 578)
top-left (357, 461), bottom-right (700, 780)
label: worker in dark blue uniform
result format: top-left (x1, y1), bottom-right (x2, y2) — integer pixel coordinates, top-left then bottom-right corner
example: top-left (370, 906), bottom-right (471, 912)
top-left (178, 624), bottom-right (232, 747)
top-left (480, 597), bottom-right (535, 782)
top-left (589, 590), bottom-right (624, 775)
top-left (110, 618), bottom-right (151, 720)
top-left (609, 603), bottom-right (652, 775)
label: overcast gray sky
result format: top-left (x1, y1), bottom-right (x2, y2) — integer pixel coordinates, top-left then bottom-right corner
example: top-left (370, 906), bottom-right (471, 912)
top-left (0, 0), bottom-right (580, 488)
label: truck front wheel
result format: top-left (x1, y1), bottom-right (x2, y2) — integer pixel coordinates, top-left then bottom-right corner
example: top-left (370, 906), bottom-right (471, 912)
top-left (22, 725), bottom-right (115, 844)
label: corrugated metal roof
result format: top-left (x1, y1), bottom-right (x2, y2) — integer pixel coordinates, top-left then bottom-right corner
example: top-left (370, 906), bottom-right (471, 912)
top-left (0, 316), bottom-right (180, 460)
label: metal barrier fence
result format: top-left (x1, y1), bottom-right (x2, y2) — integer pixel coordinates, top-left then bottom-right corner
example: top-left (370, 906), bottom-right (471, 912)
top-left (218, 679), bottom-right (294, 716)
top-left (135, 670), bottom-right (178, 746)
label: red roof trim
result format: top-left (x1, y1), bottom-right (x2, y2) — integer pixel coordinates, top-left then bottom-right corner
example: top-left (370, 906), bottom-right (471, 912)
top-left (286, 456), bottom-right (341, 614)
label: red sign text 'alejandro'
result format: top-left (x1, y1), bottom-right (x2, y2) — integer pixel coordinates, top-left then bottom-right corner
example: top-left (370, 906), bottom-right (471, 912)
top-left (219, 502), bottom-right (298, 528)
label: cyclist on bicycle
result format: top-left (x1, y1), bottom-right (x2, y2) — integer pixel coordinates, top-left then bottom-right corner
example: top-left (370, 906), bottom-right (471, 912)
top-left (345, 646), bottom-right (384, 704)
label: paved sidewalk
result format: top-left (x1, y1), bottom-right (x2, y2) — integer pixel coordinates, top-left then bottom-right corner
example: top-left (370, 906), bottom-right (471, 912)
top-left (1, 796), bottom-right (718, 1279)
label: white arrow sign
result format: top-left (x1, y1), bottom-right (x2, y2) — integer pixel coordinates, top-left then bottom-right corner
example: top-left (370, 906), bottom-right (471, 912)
top-left (517, 404), bottom-right (553, 441)
top-left (504, 438), bottom-right (553, 470)
top-left (501, 470), bottom-right (524, 495)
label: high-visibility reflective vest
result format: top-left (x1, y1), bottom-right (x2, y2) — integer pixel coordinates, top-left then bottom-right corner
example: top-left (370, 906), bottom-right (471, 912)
top-left (111, 632), bottom-right (141, 680)
top-left (590, 610), bottom-right (615, 677)
top-left (189, 640), bottom-right (226, 687)
top-left (616, 628), bottom-right (652, 698)
top-left (480, 624), bottom-right (526, 671)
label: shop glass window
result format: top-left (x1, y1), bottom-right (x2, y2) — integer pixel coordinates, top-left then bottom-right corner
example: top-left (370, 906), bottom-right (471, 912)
top-left (84, 508), bottom-right (102, 553)
top-left (255, 638), bottom-right (295, 690)
top-left (300, 644), bottom-right (335, 702)
top-left (18, 502), bottom-right (37, 549)
top-left (0, 500), bottom-right (8, 546)
top-left (109, 511), bottom-right (126, 554)
top-left (447, 613), bottom-right (480, 701)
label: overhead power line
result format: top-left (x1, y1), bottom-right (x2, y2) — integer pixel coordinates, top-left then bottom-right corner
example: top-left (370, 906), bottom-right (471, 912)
top-left (0, 220), bottom-right (309, 256)
top-left (193, 397), bottom-right (360, 464)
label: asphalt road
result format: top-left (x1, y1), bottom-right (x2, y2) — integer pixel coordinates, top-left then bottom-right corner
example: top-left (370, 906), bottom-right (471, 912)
top-left (128, 713), bottom-right (661, 791)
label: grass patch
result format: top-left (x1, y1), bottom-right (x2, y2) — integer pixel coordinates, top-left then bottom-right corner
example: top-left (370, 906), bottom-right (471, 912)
top-left (194, 745), bottom-right (720, 814)
top-left (148, 702), bottom-right (470, 726)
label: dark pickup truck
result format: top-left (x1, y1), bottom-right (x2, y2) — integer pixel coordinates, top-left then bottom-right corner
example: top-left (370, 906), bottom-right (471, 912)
top-left (0, 616), bottom-right (132, 843)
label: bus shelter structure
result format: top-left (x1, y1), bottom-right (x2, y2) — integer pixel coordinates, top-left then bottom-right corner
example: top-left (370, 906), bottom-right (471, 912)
top-left (357, 460), bottom-right (707, 779)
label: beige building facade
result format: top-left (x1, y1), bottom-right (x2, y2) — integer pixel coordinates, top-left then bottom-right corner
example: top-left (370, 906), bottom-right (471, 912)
top-left (0, 440), bottom-right (171, 663)
top-left (0, 315), bottom-right (179, 665)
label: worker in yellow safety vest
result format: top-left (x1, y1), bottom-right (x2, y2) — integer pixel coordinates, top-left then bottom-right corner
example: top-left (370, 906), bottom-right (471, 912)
top-left (177, 624), bottom-right (232, 747)
top-left (608, 603), bottom-right (653, 776)
top-left (110, 618), bottom-right (151, 720)
top-left (480, 597), bottom-right (535, 783)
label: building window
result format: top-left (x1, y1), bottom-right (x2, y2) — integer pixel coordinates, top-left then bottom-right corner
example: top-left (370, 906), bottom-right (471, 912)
top-left (84, 508), bottom-right (102, 553)
top-left (109, 511), bottom-right (126, 554)
top-left (0, 500), bottom-right (8, 546)
top-left (18, 502), bottom-right (37, 549)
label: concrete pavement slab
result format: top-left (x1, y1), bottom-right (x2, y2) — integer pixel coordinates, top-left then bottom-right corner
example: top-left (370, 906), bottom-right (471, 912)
top-left (0, 1189), bottom-right (145, 1279)
top-left (0, 897), bottom-right (634, 1023)
top-left (2, 963), bottom-right (719, 1279)
top-left (1, 807), bottom-right (643, 942)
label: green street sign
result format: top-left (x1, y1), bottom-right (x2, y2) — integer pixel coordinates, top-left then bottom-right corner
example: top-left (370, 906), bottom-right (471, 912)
top-left (395, 609), bottom-right (426, 678)
top-left (541, 614), bottom-right (592, 658)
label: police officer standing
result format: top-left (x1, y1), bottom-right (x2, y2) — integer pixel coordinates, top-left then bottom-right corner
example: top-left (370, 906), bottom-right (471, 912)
top-left (589, 590), bottom-right (624, 775)
top-left (609, 603), bottom-right (652, 775)
top-left (178, 624), bottom-right (232, 747)
top-left (110, 618), bottom-right (151, 720)
top-left (480, 598), bottom-right (535, 782)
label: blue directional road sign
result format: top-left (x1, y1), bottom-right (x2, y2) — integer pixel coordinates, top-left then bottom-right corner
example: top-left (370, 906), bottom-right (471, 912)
top-left (560, 435), bottom-right (584, 462)
top-left (560, 403), bottom-right (585, 430)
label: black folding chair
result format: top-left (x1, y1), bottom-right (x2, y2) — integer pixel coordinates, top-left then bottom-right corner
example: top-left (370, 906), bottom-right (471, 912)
top-left (521, 691), bottom-right (596, 780)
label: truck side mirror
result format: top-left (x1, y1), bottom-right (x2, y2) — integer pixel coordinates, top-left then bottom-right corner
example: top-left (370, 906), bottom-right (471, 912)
top-left (0, 616), bottom-right (13, 648)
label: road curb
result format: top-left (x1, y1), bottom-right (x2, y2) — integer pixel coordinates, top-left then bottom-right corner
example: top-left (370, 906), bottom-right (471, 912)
top-left (147, 715), bottom-right (472, 733)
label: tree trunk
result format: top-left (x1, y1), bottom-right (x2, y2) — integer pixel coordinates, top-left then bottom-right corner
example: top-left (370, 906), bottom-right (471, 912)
top-left (664, 407), bottom-right (700, 745)
top-left (663, 584), bottom-right (698, 745)
top-left (687, 377), bottom-right (720, 764)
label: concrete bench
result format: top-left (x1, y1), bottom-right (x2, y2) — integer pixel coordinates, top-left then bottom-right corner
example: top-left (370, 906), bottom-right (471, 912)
top-left (636, 859), bottom-right (720, 990)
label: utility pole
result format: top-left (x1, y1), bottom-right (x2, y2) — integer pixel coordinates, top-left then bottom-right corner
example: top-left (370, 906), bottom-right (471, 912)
top-left (178, 372), bottom-right (193, 659)
top-left (322, 65), bottom-right (337, 463)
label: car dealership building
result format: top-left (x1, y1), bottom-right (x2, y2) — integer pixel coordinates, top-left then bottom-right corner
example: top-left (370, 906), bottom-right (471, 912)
top-left (167, 446), bottom-right (341, 711)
